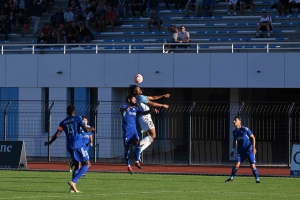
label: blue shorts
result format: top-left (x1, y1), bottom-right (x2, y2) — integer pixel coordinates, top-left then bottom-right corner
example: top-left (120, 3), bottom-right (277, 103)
top-left (123, 130), bottom-right (140, 146)
top-left (68, 147), bottom-right (90, 163)
top-left (236, 149), bottom-right (256, 164)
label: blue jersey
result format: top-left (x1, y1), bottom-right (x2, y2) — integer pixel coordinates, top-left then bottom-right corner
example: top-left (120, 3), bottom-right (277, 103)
top-left (58, 115), bottom-right (85, 150)
top-left (120, 105), bottom-right (143, 131)
top-left (233, 126), bottom-right (253, 152)
top-left (81, 126), bottom-right (92, 150)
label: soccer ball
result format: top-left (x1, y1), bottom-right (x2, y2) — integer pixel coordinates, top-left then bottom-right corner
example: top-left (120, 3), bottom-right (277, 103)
top-left (134, 74), bottom-right (143, 84)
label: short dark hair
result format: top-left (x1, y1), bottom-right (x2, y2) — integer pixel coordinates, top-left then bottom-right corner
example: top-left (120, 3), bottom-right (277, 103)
top-left (67, 105), bottom-right (76, 116)
top-left (129, 84), bottom-right (138, 95)
top-left (126, 94), bottom-right (135, 102)
top-left (234, 116), bottom-right (242, 121)
top-left (82, 115), bottom-right (88, 120)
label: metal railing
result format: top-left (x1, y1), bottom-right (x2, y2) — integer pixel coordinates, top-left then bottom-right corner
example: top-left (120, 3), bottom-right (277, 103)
top-left (1, 42), bottom-right (300, 54)
top-left (1, 100), bottom-right (300, 166)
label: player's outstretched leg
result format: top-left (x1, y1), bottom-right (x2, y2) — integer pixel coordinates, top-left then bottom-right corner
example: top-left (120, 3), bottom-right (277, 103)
top-left (134, 145), bottom-right (142, 169)
top-left (225, 166), bottom-right (238, 183)
top-left (124, 149), bottom-right (133, 174)
top-left (140, 135), bottom-right (152, 153)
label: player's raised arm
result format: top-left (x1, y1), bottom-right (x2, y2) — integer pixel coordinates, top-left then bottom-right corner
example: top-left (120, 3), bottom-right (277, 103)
top-left (147, 100), bottom-right (169, 109)
top-left (82, 125), bottom-right (95, 133)
top-left (44, 129), bottom-right (63, 146)
top-left (147, 94), bottom-right (170, 101)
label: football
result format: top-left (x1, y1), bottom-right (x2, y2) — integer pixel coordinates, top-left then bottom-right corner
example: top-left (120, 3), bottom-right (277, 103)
top-left (134, 74), bottom-right (143, 84)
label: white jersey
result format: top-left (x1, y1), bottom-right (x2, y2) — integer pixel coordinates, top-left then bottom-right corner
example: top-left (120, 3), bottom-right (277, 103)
top-left (260, 15), bottom-right (272, 26)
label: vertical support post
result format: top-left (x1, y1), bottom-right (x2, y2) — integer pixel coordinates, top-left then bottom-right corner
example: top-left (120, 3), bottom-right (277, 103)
top-left (47, 101), bottom-right (56, 162)
top-left (188, 102), bottom-right (196, 165)
top-left (3, 101), bottom-right (11, 141)
top-left (288, 102), bottom-right (295, 167)
top-left (93, 101), bottom-right (100, 163)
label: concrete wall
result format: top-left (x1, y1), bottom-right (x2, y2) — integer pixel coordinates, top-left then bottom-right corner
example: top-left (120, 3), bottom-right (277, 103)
top-left (0, 53), bottom-right (299, 90)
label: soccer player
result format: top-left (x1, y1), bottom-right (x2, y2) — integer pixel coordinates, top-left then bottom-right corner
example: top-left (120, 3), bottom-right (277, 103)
top-left (80, 115), bottom-right (93, 176)
top-left (120, 94), bottom-right (155, 174)
top-left (44, 105), bottom-right (95, 193)
top-left (129, 85), bottom-right (170, 154)
top-left (225, 116), bottom-right (260, 183)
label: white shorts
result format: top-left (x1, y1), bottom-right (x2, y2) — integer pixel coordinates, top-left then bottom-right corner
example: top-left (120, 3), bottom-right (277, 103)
top-left (138, 114), bottom-right (155, 132)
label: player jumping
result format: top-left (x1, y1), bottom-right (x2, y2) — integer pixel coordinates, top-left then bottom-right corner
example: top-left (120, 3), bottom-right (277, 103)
top-left (129, 85), bottom-right (170, 153)
top-left (120, 94), bottom-right (157, 174)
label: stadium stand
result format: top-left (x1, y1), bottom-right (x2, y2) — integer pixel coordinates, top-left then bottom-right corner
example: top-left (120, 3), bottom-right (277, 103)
top-left (0, 0), bottom-right (299, 52)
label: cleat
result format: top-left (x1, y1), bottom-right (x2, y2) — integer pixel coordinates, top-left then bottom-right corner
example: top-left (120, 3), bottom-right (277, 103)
top-left (225, 178), bottom-right (233, 183)
top-left (128, 166), bottom-right (133, 174)
top-left (256, 180), bottom-right (260, 183)
top-left (134, 162), bottom-right (142, 169)
top-left (68, 180), bottom-right (80, 193)
top-left (69, 188), bottom-right (75, 193)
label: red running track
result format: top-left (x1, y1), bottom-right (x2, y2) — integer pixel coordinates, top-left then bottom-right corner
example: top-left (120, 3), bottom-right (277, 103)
top-left (27, 162), bottom-right (290, 177)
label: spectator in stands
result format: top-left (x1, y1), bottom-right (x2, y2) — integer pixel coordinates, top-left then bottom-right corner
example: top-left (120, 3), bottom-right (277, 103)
top-left (78, 22), bottom-right (94, 43)
top-left (255, 10), bottom-right (272, 38)
top-left (277, 0), bottom-right (289, 16)
top-left (37, 22), bottom-right (53, 44)
top-left (81, 0), bottom-right (91, 15)
top-left (8, 0), bottom-right (16, 12)
top-left (3, 2), bottom-right (11, 16)
top-left (36, 0), bottom-right (47, 13)
top-left (116, 0), bottom-right (128, 18)
top-left (30, 0), bottom-right (43, 36)
top-left (131, 0), bottom-right (146, 17)
top-left (64, 6), bottom-right (74, 27)
top-left (203, 0), bottom-right (215, 16)
top-left (92, 0), bottom-right (100, 14)
top-left (70, 0), bottom-right (81, 21)
top-left (78, 7), bottom-right (94, 28)
top-left (0, 15), bottom-right (9, 41)
top-left (150, 0), bottom-right (159, 12)
top-left (227, 0), bottom-right (238, 16)
top-left (19, 0), bottom-right (26, 12)
top-left (56, 23), bottom-right (68, 43)
top-left (163, 24), bottom-right (178, 53)
top-left (288, 0), bottom-right (300, 16)
top-left (68, 21), bottom-right (79, 43)
top-left (185, 0), bottom-right (203, 17)
top-left (177, 25), bottom-right (190, 50)
top-left (104, 5), bottom-right (117, 32)
top-left (92, 4), bottom-right (106, 32)
top-left (51, 7), bottom-right (64, 27)
top-left (68, 0), bottom-right (80, 7)
top-left (175, 0), bottom-right (185, 10)
top-left (240, 0), bottom-right (254, 16)
top-left (20, 12), bottom-right (30, 37)
top-left (45, 0), bottom-right (55, 13)
top-left (8, 11), bottom-right (16, 32)
top-left (147, 7), bottom-right (161, 32)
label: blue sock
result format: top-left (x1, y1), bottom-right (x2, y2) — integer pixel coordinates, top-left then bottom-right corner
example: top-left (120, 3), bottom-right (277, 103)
top-left (252, 167), bottom-right (259, 180)
top-left (135, 146), bottom-right (141, 162)
top-left (72, 165), bottom-right (88, 183)
top-left (125, 150), bottom-right (130, 166)
top-left (230, 167), bottom-right (238, 179)
top-left (72, 168), bottom-right (79, 179)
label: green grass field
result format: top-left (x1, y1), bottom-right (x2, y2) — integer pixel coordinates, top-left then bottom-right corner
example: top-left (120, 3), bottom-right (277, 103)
top-left (0, 170), bottom-right (299, 200)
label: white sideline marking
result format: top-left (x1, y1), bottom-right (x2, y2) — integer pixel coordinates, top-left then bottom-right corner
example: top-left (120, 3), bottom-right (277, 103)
top-left (0, 189), bottom-right (296, 199)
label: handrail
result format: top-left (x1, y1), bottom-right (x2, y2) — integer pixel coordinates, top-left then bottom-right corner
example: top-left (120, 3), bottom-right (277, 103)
top-left (1, 41), bottom-right (300, 54)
